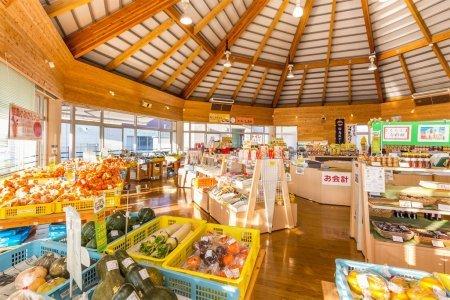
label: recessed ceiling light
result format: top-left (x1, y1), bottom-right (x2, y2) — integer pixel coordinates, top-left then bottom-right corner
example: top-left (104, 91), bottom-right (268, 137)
top-left (109, 90), bottom-right (115, 96)
top-left (165, 106), bottom-right (170, 110)
top-left (410, 108), bottom-right (415, 114)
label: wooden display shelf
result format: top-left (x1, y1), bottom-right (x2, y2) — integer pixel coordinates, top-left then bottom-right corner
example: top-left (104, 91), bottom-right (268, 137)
top-left (381, 166), bottom-right (450, 175)
top-left (0, 206), bottom-right (121, 230)
top-left (369, 201), bottom-right (450, 216)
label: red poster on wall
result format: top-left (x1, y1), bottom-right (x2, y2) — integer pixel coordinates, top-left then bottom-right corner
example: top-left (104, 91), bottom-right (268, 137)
top-left (9, 104), bottom-right (42, 140)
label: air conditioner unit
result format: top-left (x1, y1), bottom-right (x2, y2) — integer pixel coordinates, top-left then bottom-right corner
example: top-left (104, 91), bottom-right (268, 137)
top-left (412, 88), bottom-right (450, 106)
top-left (210, 97), bottom-right (234, 112)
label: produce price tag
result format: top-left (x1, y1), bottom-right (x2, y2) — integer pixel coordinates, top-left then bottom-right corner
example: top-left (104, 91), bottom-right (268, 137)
top-left (111, 230), bottom-right (118, 237)
top-left (122, 258), bottom-right (134, 268)
top-left (94, 194), bottom-right (107, 253)
top-left (356, 274), bottom-right (369, 289)
top-left (371, 162), bottom-right (382, 167)
top-left (133, 224), bottom-right (140, 230)
top-left (227, 238), bottom-right (237, 245)
top-left (139, 269), bottom-right (149, 280)
top-left (106, 260), bottom-right (119, 271)
top-left (127, 291), bottom-right (140, 300)
top-left (432, 240), bottom-right (445, 248)
top-left (411, 202), bottom-right (423, 209)
top-left (399, 200), bottom-right (412, 208)
top-left (392, 236), bottom-right (404, 243)
top-left (438, 204), bottom-right (450, 212)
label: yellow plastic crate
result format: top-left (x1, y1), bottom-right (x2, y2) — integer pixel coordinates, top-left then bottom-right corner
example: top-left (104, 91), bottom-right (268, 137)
top-left (0, 202), bottom-right (54, 219)
top-left (106, 215), bottom-right (206, 266)
top-left (163, 223), bottom-right (260, 299)
top-left (54, 197), bottom-right (95, 213)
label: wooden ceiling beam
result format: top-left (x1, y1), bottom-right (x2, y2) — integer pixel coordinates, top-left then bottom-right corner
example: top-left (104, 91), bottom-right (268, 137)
top-left (321, 0), bottom-right (337, 106)
top-left (161, 46), bottom-right (202, 90)
top-left (231, 54), bottom-right (284, 70)
top-left (360, 0), bottom-right (384, 103)
top-left (297, 67), bottom-right (308, 106)
top-left (193, 0), bottom-right (233, 35)
top-left (378, 30), bottom-right (450, 60)
top-left (181, 0), bottom-right (269, 99)
top-left (402, 0), bottom-right (450, 78)
top-left (233, 0), bottom-right (289, 100)
top-left (44, 0), bottom-right (91, 18)
top-left (233, 66), bottom-right (252, 99)
top-left (207, 68), bottom-right (229, 99)
top-left (65, 0), bottom-right (178, 58)
top-left (348, 65), bottom-right (352, 105)
top-left (165, 7), bottom-right (215, 55)
top-left (139, 34), bottom-right (189, 81)
top-left (272, 0), bottom-right (315, 108)
top-left (252, 69), bottom-right (268, 106)
top-left (105, 19), bottom-right (173, 71)
top-left (398, 53), bottom-right (415, 94)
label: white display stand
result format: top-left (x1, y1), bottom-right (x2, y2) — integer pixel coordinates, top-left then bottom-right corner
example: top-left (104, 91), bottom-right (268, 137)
top-left (245, 159), bottom-right (294, 233)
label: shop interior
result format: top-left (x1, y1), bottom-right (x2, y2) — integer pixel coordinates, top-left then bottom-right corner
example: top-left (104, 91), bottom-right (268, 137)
top-left (1, 0), bottom-right (450, 299)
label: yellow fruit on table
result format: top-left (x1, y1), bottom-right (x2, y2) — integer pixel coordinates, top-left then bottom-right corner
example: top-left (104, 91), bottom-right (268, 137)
top-left (434, 272), bottom-right (450, 291)
top-left (407, 284), bottom-right (439, 300)
top-left (418, 277), bottom-right (444, 292)
top-left (389, 277), bottom-right (409, 300)
top-left (347, 270), bottom-right (389, 299)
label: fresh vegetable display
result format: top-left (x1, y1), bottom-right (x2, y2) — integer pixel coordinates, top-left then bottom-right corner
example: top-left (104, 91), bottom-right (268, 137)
top-left (345, 269), bottom-right (450, 299)
top-left (129, 223), bottom-right (192, 259)
top-left (81, 208), bottom-right (155, 249)
top-left (12, 252), bottom-right (69, 296)
top-left (92, 250), bottom-right (176, 300)
top-left (181, 232), bottom-right (250, 279)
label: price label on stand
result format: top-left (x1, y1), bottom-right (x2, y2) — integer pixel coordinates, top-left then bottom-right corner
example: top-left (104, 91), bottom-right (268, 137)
top-left (438, 204), bottom-right (450, 212)
top-left (411, 202), bottom-right (423, 209)
top-left (432, 240), bottom-right (445, 248)
top-left (392, 236), bottom-right (404, 243)
top-left (399, 200), bottom-right (412, 208)
top-left (94, 193), bottom-right (107, 253)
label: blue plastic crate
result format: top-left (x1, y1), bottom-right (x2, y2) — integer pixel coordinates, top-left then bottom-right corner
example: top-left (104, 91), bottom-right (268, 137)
top-left (0, 240), bottom-right (101, 300)
top-left (82, 262), bottom-right (240, 300)
top-left (335, 259), bottom-right (433, 300)
top-left (0, 227), bottom-right (32, 247)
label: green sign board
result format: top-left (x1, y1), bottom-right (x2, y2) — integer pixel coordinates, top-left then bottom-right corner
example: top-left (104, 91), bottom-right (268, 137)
top-left (93, 194), bottom-right (107, 253)
top-left (371, 120), bottom-right (450, 148)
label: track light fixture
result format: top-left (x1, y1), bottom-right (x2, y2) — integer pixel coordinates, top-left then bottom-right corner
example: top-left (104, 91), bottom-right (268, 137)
top-left (180, 0), bottom-right (192, 25)
top-left (287, 64), bottom-right (294, 79)
top-left (223, 41), bottom-right (232, 68)
top-left (293, 0), bottom-right (303, 18)
top-left (368, 54), bottom-right (377, 71)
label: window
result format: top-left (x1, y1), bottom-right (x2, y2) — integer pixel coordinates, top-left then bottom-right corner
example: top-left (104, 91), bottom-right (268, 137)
top-left (75, 125), bottom-right (100, 157)
top-left (0, 62), bottom-right (44, 175)
top-left (61, 104), bottom-right (71, 121)
top-left (190, 132), bottom-right (205, 148)
top-left (60, 123), bottom-right (71, 161)
top-left (60, 104), bottom-right (177, 157)
top-left (123, 128), bottom-right (135, 151)
top-left (276, 126), bottom-right (298, 149)
top-left (104, 127), bottom-right (122, 154)
top-left (75, 107), bottom-right (101, 122)
top-left (104, 111), bottom-right (134, 126)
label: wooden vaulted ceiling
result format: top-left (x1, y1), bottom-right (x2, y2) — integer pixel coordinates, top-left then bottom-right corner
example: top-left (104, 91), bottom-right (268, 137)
top-left (41, 0), bottom-right (450, 107)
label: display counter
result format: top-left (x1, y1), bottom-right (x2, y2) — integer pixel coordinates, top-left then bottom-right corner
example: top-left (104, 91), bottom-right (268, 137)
top-left (289, 161), bottom-right (352, 206)
top-left (309, 155), bottom-right (357, 162)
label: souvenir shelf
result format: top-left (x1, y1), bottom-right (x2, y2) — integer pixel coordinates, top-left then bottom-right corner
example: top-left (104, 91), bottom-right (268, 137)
top-left (354, 162), bottom-right (450, 273)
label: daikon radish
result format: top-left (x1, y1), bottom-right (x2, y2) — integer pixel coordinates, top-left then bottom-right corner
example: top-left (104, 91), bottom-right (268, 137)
top-left (138, 223), bottom-right (182, 255)
top-left (151, 223), bottom-right (192, 258)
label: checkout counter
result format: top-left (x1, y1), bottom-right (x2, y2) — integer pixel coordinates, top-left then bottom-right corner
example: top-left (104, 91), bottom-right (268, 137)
top-left (289, 159), bottom-right (353, 206)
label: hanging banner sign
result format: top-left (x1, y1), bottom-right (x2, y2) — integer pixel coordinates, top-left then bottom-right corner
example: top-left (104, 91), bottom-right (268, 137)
top-left (383, 125), bottom-right (412, 142)
top-left (231, 116), bottom-right (254, 125)
top-left (93, 194), bottom-right (107, 253)
top-left (321, 171), bottom-right (351, 186)
top-left (418, 124), bottom-right (449, 143)
top-left (8, 104), bottom-right (42, 140)
top-left (209, 113), bottom-right (230, 124)
top-left (335, 119), bottom-right (345, 144)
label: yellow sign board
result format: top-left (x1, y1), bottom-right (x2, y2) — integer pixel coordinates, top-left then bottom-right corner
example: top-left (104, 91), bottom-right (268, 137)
top-left (209, 113), bottom-right (230, 124)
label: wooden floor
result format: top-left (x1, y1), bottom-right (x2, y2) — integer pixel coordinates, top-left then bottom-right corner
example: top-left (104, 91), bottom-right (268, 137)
top-left (127, 179), bottom-right (364, 299)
